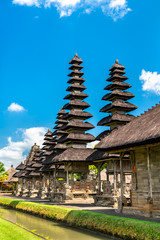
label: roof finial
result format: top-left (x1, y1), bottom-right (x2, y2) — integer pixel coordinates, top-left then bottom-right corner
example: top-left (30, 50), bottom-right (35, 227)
top-left (48, 128), bottom-right (50, 132)
top-left (75, 53), bottom-right (78, 56)
top-left (115, 59), bottom-right (119, 64)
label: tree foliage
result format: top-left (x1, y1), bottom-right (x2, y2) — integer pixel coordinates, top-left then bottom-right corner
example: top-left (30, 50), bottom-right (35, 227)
top-left (0, 162), bottom-right (8, 183)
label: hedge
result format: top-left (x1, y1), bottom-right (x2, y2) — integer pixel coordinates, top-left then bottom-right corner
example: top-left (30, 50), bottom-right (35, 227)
top-left (0, 197), bottom-right (160, 240)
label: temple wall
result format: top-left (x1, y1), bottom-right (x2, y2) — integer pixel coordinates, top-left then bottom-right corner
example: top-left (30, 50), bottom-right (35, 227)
top-left (131, 146), bottom-right (160, 213)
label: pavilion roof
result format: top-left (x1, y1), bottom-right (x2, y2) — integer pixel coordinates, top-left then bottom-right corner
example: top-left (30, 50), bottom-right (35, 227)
top-left (53, 148), bottom-right (95, 163)
top-left (96, 103), bottom-right (160, 151)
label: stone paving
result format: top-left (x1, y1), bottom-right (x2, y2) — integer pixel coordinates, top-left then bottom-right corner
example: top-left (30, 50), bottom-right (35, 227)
top-left (1, 193), bottom-right (160, 223)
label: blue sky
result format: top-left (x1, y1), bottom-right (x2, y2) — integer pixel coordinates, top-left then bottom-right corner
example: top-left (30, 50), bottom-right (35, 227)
top-left (0, 0), bottom-right (160, 169)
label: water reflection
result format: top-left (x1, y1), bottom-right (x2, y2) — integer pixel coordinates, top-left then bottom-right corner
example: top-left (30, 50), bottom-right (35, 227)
top-left (0, 206), bottom-right (111, 240)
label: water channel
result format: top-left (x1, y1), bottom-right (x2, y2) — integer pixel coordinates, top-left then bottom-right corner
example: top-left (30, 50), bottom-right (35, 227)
top-left (0, 206), bottom-right (113, 240)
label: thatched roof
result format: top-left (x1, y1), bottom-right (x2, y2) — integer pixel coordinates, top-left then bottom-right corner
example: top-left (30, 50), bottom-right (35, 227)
top-left (105, 82), bottom-right (131, 91)
top-left (97, 113), bottom-right (135, 126)
top-left (63, 100), bottom-right (90, 110)
top-left (68, 70), bottom-right (84, 77)
top-left (60, 121), bottom-right (94, 131)
top-left (107, 74), bottom-right (128, 82)
top-left (102, 90), bottom-right (134, 101)
top-left (100, 100), bottom-right (137, 113)
top-left (61, 110), bottom-right (93, 120)
top-left (67, 76), bottom-right (85, 84)
top-left (96, 103), bottom-right (160, 151)
top-left (53, 148), bottom-right (95, 163)
top-left (64, 92), bottom-right (88, 100)
top-left (58, 133), bottom-right (95, 143)
top-left (16, 162), bottom-right (25, 170)
top-left (69, 53), bottom-right (83, 64)
top-left (5, 165), bottom-right (18, 183)
top-left (66, 84), bottom-right (86, 92)
top-left (69, 64), bottom-right (83, 70)
top-left (109, 60), bottom-right (125, 71)
top-left (96, 130), bottom-right (110, 141)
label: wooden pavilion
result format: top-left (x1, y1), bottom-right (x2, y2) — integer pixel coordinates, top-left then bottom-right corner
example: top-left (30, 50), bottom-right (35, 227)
top-left (96, 103), bottom-right (160, 218)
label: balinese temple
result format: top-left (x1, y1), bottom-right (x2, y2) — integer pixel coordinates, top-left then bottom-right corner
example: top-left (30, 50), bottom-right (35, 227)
top-left (14, 143), bottom-right (40, 197)
top-left (51, 54), bottom-right (96, 202)
top-left (93, 60), bottom-right (137, 207)
top-left (39, 129), bottom-right (56, 199)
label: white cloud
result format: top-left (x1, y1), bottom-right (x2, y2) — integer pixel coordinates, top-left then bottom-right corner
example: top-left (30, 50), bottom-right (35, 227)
top-left (87, 140), bottom-right (99, 149)
top-left (140, 69), bottom-right (160, 95)
top-left (0, 127), bottom-right (47, 170)
top-left (13, 0), bottom-right (41, 7)
top-left (8, 103), bottom-right (26, 112)
top-left (12, 0), bottom-right (131, 20)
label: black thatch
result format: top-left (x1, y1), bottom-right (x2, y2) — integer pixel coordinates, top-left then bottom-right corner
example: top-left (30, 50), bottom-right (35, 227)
top-left (64, 92), bottom-right (88, 100)
top-left (69, 53), bottom-right (83, 64)
top-left (105, 82), bottom-right (131, 91)
top-left (102, 90), bottom-right (134, 101)
top-left (16, 162), bottom-right (25, 170)
top-left (96, 103), bottom-right (160, 151)
top-left (67, 77), bottom-right (85, 84)
top-left (53, 148), bottom-right (95, 163)
top-left (97, 113), bottom-right (135, 126)
top-left (58, 133), bottom-right (95, 143)
top-left (66, 84), bottom-right (86, 92)
top-left (100, 100), bottom-right (137, 113)
top-left (63, 100), bottom-right (90, 110)
top-left (96, 130), bottom-right (110, 141)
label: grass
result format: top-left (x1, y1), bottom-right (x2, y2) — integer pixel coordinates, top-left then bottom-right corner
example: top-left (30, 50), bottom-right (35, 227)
top-left (0, 197), bottom-right (160, 240)
top-left (0, 217), bottom-right (41, 240)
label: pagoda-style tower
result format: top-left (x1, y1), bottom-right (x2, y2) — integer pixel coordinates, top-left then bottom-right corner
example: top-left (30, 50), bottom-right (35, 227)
top-left (94, 60), bottom-right (137, 206)
top-left (42, 129), bottom-right (56, 158)
top-left (98, 60), bottom-right (137, 132)
top-left (58, 54), bottom-right (95, 148)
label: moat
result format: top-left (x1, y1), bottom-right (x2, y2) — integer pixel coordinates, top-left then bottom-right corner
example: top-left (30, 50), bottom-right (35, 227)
top-left (0, 206), bottom-right (112, 240)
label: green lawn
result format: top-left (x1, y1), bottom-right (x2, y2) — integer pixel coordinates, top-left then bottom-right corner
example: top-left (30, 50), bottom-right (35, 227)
top-left (0, 217), bottom-right (41, 240)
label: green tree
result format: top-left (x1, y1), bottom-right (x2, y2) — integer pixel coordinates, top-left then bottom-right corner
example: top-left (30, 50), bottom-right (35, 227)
top-left (0, 162), bottom-right (8, 183)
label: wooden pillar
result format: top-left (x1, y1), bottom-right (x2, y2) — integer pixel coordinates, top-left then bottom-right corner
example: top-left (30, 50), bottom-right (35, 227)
top-left (97, 164), bottom-right (101, 195)
top-left (119, 152), bottom-right (125, 213)
top-left (66, 164), bottom-right (69, 185)
top-left (113, 161), bottom-right (117, 192)
top-left (53, 167), bottom-right (56, 191)
top-left (147, 147), bottom-right (152, 200)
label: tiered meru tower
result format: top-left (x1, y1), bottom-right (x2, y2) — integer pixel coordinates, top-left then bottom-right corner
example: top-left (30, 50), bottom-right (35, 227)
top-left (58, 53), bottom-right (95, 148)
top-left (98, 60), bottom-right (137, 131)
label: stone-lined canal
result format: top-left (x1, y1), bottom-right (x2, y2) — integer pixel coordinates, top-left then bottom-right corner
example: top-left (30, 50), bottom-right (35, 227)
top-left (0, 206), bottom-right (112, 240)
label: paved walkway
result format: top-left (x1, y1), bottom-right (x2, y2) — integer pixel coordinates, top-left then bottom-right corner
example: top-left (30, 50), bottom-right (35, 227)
top-left (1, 193), bottom-right (160, 223)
